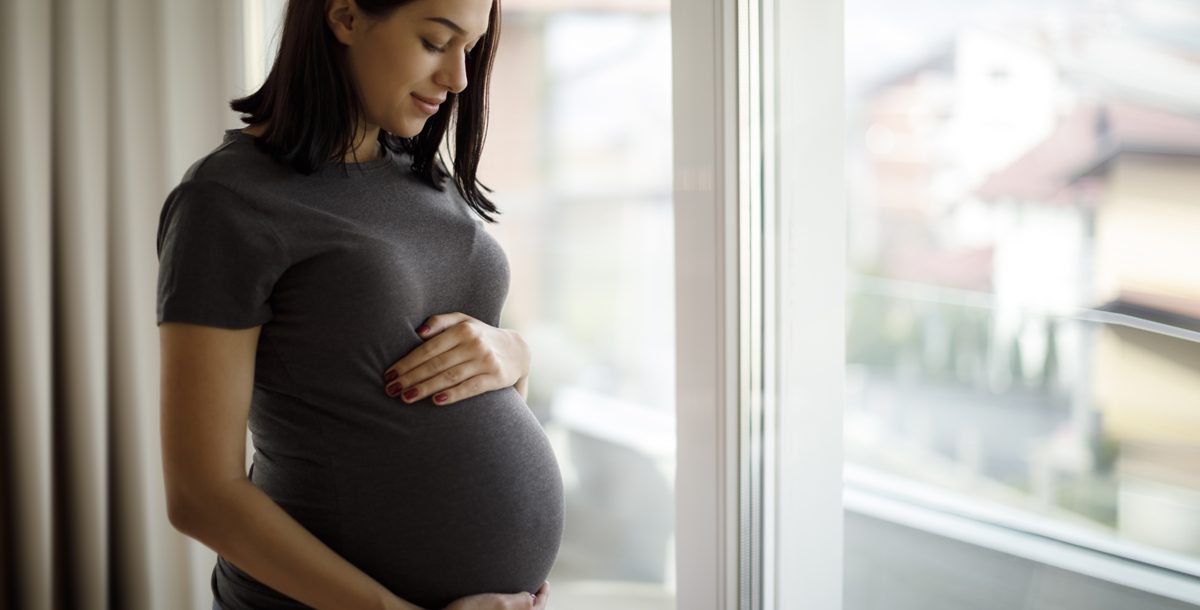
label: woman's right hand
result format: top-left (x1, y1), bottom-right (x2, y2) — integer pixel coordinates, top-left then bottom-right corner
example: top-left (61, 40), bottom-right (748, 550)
top-left (441, 581), bottom-right (550, 610)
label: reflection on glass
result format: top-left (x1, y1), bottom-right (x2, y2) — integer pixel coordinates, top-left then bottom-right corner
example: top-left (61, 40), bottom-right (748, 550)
top-left (845, 0), bottom-right (1200, 573)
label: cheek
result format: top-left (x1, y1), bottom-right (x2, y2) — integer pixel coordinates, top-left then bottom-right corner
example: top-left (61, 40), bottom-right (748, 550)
top-left (375, 40), bottom-right (420, 84)
top-left (356, 46), bottom-right (413, 103)
top-left (347, 52), bottom-right (383, 112)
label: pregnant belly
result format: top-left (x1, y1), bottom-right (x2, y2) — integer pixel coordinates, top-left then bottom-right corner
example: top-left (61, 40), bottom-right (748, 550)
top-left (332, 386), bottom-right (565, 610)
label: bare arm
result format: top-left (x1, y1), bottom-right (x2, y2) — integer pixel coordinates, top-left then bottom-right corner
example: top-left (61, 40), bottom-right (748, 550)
top-left (159, 322), bottom-right (423, 610)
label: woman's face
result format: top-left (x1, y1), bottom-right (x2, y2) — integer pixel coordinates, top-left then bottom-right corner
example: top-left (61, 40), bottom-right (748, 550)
top-left (329, 0), bottom-right (493, 138)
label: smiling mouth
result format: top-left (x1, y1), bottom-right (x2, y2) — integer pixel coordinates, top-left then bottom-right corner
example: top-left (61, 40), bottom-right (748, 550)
top-left (413, 94), bottom-right (445, 104)
top-left (411, 94), bottom-right (444, 115)
top-left (412, 93), bottom-right (444, 106)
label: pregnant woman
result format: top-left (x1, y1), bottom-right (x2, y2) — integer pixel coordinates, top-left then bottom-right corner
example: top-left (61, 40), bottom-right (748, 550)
top-left (156, 0), bottom-right (564, 608)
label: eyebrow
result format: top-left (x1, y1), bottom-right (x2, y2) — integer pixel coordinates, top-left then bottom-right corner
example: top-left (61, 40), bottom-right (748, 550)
top-left (424, 17), bottom-right (469, 37)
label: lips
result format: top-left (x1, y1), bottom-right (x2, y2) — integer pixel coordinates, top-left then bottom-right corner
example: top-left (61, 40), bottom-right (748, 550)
top-left (412, 93), bottom-right (445, 106)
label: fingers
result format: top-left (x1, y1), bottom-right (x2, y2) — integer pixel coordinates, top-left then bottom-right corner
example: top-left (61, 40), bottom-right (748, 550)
top-left (394, 365), bottom-right (500, 407)
top-left (384, 334), bottom-right (497, 401)
top-left (385, 346), bottom-right (475, 400)
top-left (392, 358), bottom-right (477, 403)
top-left (385, 342), bottom-right (472, 391)
top-left (384, 319), bottom-right (478, 382)
top-left (533, 581), bottom-right (550, 608)
top-left (415, 312), bottom-right (475, 339)
top-left (424, 372), bottom-right (500, 406)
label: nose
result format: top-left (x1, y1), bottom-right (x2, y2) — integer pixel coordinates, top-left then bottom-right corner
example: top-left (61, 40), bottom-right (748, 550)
top-left (436, 51), bottom-right (470, 95)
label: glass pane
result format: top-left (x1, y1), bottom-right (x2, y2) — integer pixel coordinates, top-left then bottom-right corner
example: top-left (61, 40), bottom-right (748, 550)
top-left (844, 0), bottom-right (1200, 604)
top-left (485, 3), bottom-right (675, 608)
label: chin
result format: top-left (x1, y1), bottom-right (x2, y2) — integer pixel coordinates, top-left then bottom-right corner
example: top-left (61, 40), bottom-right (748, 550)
top-left (384, 118), bottom-right (426, 139)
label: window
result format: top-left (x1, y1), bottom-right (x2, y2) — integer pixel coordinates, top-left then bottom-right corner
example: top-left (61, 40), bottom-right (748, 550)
top-left (244, 0), bottom-right (1200, 607)
top-left (841, 0), bottom-right (1200, 606)
top-left (674, 0), bottom-right (1200, 607)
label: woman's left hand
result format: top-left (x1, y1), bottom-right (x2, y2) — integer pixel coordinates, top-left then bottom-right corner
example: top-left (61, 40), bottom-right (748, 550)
top-left (382, 312), bottom-right (530, 406)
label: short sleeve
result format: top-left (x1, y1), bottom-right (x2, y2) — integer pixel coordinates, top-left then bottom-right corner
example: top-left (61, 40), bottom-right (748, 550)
top-left (156, 178), bottom-right (290, 329)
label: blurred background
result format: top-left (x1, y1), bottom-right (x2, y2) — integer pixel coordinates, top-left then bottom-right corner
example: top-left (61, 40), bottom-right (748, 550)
top-left (841, 0), bottom-right (1200, 607)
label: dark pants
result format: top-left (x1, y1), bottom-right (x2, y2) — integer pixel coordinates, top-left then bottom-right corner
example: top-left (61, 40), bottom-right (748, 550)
top-left (212, 599), bottom-right (221, 610)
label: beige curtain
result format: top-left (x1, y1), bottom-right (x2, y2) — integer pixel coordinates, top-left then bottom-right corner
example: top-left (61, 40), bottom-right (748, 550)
top-left (1, 1), bottom-right (246, 608)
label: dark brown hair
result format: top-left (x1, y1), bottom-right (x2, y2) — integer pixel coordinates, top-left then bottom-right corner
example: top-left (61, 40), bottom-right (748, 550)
top-left (231, 0), bottom-right (503, 222)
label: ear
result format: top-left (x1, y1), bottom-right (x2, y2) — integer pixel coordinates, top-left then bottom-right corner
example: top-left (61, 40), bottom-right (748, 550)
top-left (326, 0), bottom-right (359, 46)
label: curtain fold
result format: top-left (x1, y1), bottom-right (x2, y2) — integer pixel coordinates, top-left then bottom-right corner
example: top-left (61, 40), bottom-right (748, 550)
top-left (2, 2), bottom-right (54, 609)
top-left (54, 0), bottom-right (111, 605)
top-left (2, 1), bottom-right (245, 608)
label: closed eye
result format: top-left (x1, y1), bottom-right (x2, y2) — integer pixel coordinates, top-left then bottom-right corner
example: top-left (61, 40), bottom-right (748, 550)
top-left (422, 38), bottom-right (474, 56)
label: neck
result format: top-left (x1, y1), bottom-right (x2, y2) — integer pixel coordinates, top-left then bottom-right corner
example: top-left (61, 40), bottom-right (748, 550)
top-left (241, 122), bottom-right (383, 163)
top-left (346, 124), bottom-right (382, 163)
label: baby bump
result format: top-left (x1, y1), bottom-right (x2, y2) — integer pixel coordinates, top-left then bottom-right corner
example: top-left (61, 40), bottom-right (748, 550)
top-left (333, 387), bottom-right (565, 609)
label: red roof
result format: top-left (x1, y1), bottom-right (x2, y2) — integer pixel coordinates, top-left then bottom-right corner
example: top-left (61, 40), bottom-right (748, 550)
top-left (976, 99), bottom-right (1200, 205)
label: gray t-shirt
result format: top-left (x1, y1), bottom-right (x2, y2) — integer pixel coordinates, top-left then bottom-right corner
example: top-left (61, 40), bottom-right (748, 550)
top-left (157, 129), bottom-right (564, 610)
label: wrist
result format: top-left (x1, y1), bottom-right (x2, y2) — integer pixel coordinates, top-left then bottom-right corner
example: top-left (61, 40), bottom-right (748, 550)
top-left (379, 592), bottom-right (424, 610)
top-left (506, 327), bottom-right (532, 382)
top-left (374, 584), bottom-right (425, 610)
top-left (514, 373), bottom-right (530, 401)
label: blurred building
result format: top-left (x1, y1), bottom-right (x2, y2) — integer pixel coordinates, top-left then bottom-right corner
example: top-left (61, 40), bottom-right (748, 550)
top-left (848, 12), bottom-right (1200, 562)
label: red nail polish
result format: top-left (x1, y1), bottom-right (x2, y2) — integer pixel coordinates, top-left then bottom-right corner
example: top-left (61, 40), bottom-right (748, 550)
top-left (403, 388), bottom-right (419, 400)
top-left (384, 369), bottom-right (399, 383)
top-left (416, 325), bottom-right (430, 335)
top-left (433, 393), bottom-right (447, 403)
top-left (386, 383), bottom-right (401, 396)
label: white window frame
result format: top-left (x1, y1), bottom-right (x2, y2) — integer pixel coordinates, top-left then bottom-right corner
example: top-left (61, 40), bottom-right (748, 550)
top-left (672, 0), bottom-right (846, 609)
top-left (671, 0), bottom-right (742, 605)
top-left (675, 0), bottom-right (1200, 608)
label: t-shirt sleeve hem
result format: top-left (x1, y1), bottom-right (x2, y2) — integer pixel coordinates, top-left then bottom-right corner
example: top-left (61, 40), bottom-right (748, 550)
top-left (156, 311), bottom-right (272, 330)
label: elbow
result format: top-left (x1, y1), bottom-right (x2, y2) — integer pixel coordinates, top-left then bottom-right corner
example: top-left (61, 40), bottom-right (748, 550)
top-left (166, 490), bottom-right (199, 534)
top-left (165, 480), bottom-right (214, 536)
top-left (165, 477), bottom-right (242, 537)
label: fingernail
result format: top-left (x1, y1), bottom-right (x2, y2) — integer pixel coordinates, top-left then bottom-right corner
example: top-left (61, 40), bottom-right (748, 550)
top-left (403, 388), bottom-right (419, 400)
top-left (416, 325), bottom-right (430, 335)
top-left (384, 369), bottom-right (399, 383)
top-left (386, 383), bottom-right (402, 397)
top-left (433, 393), bottom-right (447, 404)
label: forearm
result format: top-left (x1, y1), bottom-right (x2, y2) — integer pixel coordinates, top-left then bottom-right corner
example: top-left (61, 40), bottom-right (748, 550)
top-left (173, 478), bottom-right (423, 610)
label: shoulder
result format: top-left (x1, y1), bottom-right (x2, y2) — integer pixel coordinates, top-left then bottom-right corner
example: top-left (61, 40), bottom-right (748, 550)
top-left (157, 137), bottom-right (288, 257)
top-left (162, 131), bottom-right (299, 224)
top-left (179, 132), bottom-right (285, 191)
